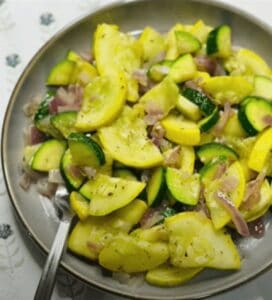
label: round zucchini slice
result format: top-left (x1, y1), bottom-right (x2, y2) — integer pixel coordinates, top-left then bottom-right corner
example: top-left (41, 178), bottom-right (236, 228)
top-left (68, 133), bottom-right (105, 168)
top-left (196, 142), bottom-right (238, 163)
top-left (238, 96), bottom-right (272, 136)
top-left (146, 167), bottom-right (166, 207)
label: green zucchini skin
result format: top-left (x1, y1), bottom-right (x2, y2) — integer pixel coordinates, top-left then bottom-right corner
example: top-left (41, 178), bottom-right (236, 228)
top-left (146, 167), bottom-right (166, 207)
top-left (197, 142), bottom-right (238, 163)
top-left (31, 139), bottom-right (67, 172)
top-left (51, 111), bottom-right (77, 138)
top-left (60, 149), bottom-right (86, 191)
top-left (47, 60), bottom-right (75, 86)
top-left (183, 87), bottom-right (215, 116)
top-left (198, 108), bottom-right (220, 132)
top-left (238, 96), bottom-right (272, 136)
top-left (34, 91), bottom-right (61, 138)
top-left (68, 133), bottom-right (105, 167)
top-left (206, 25), bottom-right (231, 57)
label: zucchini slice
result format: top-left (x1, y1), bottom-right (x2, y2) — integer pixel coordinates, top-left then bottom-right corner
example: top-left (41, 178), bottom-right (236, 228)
top-left (166, 167), bottom-right (200, 205)
top-left (176, 95), bottom-right (202, 121)
top-left (98, 106), bottom-right (163, 168)
top-left (47, 60), bottom-right (75, 86)
top-left (80, 174), bottom-right (146, 216)
top-left (51, 111), bottom-right (77, 138)
top-left (146, 167), bottom-right (166, 207)
top-left (34, 91), bottom-right (61, 138)
top-left (198, 108), bottom-right (219, 132)
top-left (161, 115), bottom-right (200, 146)
top-left (69, 191), bottom-right (89, 220)
top-left (68, 133), bottom-right (105, 168)
top-left (168, 54), bottom-right (197, 83)
top-left (253, 75), bottom-right (272, 100)
top-left (206, 25), bottom-right (231, 58)
top-left (75, 72), bottom-right (126, 132)
top-left (31, 139), bottom-right (67, 172)
top-left (201, 76), bottom-right (253, 105)
top-left (248, 127), bottom-right (272, 172)
top-left (175, 30), bottom-right (201, 55)
top-left (165, 212), bottom-right (241, 269)
top-left (60, 149), bottom-right (85, 190)
top-left (139, 27), bottom-right (166, 62)
top-left (99, 235), bottom-right (169, 273)
top-left (113, 169), bottom-right (138, 181)
top-left (238, 96), bottom-right (272, 135)
top-left (139, 76), bottom-right (179, 117)
top-left (146, 263), bottom-right (202, 287)
top-left (68, 199), bottom-right (148, 260)
top-left (147, 60), bottom-right (173, 82)
top-left (182, 87), bottom-right (215, 116)
top-left (197, 142), bottom-right (238, 163)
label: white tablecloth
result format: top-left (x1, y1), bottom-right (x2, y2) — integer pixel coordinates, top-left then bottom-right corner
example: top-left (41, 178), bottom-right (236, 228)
top-left (0, 0), bottom-right (271, 299)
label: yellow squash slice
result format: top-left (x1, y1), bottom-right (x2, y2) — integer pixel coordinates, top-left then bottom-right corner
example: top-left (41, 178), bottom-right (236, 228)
top-left (94, 23), bottom-right (142, 102)
top-left (99, 234), bottom-right (169, 273)
top-left (98, 106), bottom-right (163, 168)
top-left (75, 72), bottom-right (126, 131)
top-left (204, 161), bottom-right (246, 229)
top-left (165, 212), bottom-right (241, 269)
top-left (146, 263), bottom-right (203, 287)
top-left (68, 199), bottom-right (147, 260)
top-left (80, 174), bottom-right (146, 216)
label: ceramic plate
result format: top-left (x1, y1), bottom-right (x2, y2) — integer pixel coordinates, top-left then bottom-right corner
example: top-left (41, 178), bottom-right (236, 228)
top-left (2, 0), bottom-right (272, 299)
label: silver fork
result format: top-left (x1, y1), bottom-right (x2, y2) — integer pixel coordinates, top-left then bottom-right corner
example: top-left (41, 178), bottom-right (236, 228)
top-left (34, 185), bottom-right (74, 300)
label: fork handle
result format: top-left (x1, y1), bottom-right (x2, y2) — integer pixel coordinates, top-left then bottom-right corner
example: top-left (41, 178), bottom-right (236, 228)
top-left (34, 219), bottom-right (72, 300)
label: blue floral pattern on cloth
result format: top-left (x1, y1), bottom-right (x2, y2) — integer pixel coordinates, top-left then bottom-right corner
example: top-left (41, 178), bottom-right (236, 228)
top-left (40, 12), bottom-right (55, 26)
top-left (5, 54), bottom-right (20, 68)
top-left (0, 224), bottom-right (12, 239)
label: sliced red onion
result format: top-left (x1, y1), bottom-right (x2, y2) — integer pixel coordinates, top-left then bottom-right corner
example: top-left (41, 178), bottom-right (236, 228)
top-left (195, 184), bottom-right (210, 218)
top-left (194, 56), bottom-right (217, 75)
top-left (48, 169), bottom-right (65, 184)
top-left (215, 191), bottom-right (249, 237)
top-left (86, 241), bottom-right (103, 254)
top-left (164, 146), bottom-right (181, 168)
top-left (68, 165), bottom-right (84, 179)
top-left (22, 96), bottom-right (41, 118)
top-left (82, 167), bottom-right (97, 179)
top-left (112, 272), bottom-right (132, 284)
top-left (79, 51), bottom-right (93, 63)
top-left (36, 177), bottom-right (58, 198)
top-left (241, 171), bottom-right (266, 210)
top-left (220, 175), bottom-right (238, 193)
top-left (144, 103), bottom-right (164, 125)
top-left (19, 173), bottom-right (32, 190)
top-left (213, 162), bottom-right (228, 180)
top-left (29, 126), bottom-right (46, 145)
top-left (132, 69), bottom-right (149, 87)
top-left (140, 201), bottom-right (168, 229)
top-left (150, 123), bottom-right (165, 147)
top-left (213, 102), bottom-right (234, 136)
top-left (49, 97), bottom-right (64, 114)
top-left (262, 115), bottom-right (272, 127)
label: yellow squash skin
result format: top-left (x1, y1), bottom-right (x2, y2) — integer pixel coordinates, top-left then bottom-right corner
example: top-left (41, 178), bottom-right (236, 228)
top-left (204, 161), bottom-right (246, 229)
top-left (146, 263), bottom-right (203, 287)
top-left (165, 212), bottom-right (241, 270)
top-left (98, 106), bottom-right (163, 168)
top-left (94, 23), bottom-right (142, 102)
top-left (98, 235), bottom-right (169, 273)
top-left (248, 127), bottom-right (272, 172)
top-left (161, 115), bottom-right (201, 146)
top-left (75, 72), bottom-right (127, 132)
top-left (68, 199), bottom-right (147, 260)
top-left (79, 174), bottom-right (146, 216)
